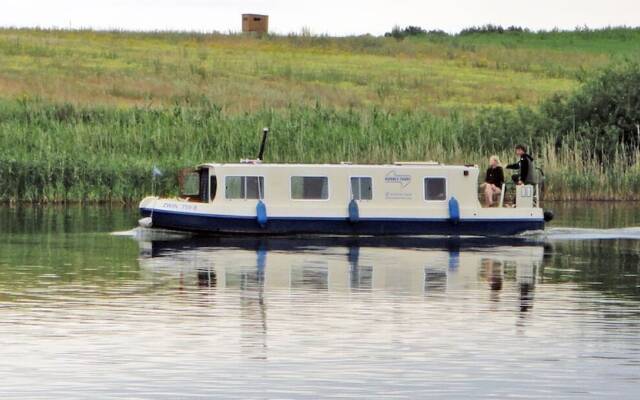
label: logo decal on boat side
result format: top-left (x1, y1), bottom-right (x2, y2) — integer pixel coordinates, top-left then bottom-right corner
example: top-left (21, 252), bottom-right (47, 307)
top-left (384, 171), bottom-right (411, 188)
top-left (385, 192), bottom-right (413, 200)
top-left (161, 202), bottom-right (198, 211)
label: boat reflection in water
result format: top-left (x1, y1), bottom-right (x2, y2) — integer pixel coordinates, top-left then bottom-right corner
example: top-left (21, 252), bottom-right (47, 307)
top-left (138, 237), bottom-right (544, 307)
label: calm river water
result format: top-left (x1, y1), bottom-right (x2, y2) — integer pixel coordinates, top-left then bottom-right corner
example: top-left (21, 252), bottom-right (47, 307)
top-left (1, 203), bottom-right (639, 399)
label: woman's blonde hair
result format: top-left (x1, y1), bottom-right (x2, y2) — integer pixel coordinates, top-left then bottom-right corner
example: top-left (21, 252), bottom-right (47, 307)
top-left (489, 155), bottom-right (501, 166)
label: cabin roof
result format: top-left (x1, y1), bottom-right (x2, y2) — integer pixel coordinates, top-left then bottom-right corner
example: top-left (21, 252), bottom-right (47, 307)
top-left (196, 162), bottom-right (477, 170)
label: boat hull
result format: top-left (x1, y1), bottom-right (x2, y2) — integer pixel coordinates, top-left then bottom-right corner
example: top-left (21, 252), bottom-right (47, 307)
top-left (140, 208), bottom-right (544, 236)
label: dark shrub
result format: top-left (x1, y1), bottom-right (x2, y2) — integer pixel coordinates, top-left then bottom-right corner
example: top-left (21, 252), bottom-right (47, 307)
top-left (470, 61), bottom-right (640, 160)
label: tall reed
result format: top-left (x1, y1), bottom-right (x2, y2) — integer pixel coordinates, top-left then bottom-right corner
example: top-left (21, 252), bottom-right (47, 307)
top-left (0, 99), bottom-right (637, 202)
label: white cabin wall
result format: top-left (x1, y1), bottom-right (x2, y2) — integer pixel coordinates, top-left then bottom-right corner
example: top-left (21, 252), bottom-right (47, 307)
top-left (203, 163), bottom-right (484, 218)
top-left (191, 163), bottom-right (492, 219)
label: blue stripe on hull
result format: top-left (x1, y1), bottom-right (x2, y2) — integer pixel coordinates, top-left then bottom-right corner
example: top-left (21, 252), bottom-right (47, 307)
top-left (141, 208), bottom-right (544, 236)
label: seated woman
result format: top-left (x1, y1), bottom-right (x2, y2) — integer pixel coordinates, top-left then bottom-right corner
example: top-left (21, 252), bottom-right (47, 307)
top-left (481, 155), bottom-right (505, 207)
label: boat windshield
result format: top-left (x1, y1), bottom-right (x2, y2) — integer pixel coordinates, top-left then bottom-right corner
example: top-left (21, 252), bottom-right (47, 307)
top-left (179, 169), bottom-right (212, 202)
top-left (181, 172), bottom-right (200, 197)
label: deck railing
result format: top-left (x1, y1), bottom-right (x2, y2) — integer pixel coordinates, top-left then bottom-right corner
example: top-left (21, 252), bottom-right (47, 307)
top-left (478, 183), bottom-right (541, 208)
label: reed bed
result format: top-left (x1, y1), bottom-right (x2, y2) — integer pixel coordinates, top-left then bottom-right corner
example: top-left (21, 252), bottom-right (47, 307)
top-left (0, 99), bottom-right (637, 202)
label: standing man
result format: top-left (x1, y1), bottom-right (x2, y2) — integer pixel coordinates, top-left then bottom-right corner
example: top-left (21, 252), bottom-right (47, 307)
top-left (506, 144), bottom-right (535, 185)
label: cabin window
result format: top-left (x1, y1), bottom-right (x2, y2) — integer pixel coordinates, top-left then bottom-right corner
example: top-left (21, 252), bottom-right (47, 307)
top-left (350, 177), bottom-right (372, 200)
top-left (225, 176), bottom-right (264, 200)
top-left (181, 172), bottom-right (200, 196)
top-left (291, 177), bottom-right (329, 200)
top-left (424, 177), bottom-right (447, 201)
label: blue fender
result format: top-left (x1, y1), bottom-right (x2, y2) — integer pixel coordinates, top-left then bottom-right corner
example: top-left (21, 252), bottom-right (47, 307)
top-left (256, 200), bottom-right (268, 227)
top-left (348, 199), bottom-right (360, 223)
top-left (448, 197), bottom-right (460, 224)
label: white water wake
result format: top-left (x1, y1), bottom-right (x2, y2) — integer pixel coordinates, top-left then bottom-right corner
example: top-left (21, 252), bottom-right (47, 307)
top-left (111, 227), bottom-right (192, 241)
top-left (111, 226), bottom-right (640, 243)
top-left (526, 227), bottom-right (640, 241)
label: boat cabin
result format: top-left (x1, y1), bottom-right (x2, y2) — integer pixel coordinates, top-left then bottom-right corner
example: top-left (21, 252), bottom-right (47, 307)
top-left (178, 161), bottom-right (483, 209)
top-left (177, 161), bottom-right (540, 209)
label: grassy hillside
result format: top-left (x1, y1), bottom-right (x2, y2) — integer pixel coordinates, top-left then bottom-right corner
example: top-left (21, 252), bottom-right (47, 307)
top-left (1, 27), bottom-right (639, 202)
top-left (2, 28), bottom-right (640, 113)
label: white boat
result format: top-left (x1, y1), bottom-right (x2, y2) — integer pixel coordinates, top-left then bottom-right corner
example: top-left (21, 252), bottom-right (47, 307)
top-left (139, 130), bottom-right (552, 236)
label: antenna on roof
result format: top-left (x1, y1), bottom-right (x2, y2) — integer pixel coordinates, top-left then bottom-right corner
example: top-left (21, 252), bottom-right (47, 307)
top-left (257, 127), bottom-right (269, 161)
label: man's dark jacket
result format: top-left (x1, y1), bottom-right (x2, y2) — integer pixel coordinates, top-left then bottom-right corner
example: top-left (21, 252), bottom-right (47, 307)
top-left (506, 154), bottom-right (535, 184)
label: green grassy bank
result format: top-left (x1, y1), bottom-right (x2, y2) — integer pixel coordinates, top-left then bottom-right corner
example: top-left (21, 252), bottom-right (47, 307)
top-left (2, 27), bottom-right (640, 113)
